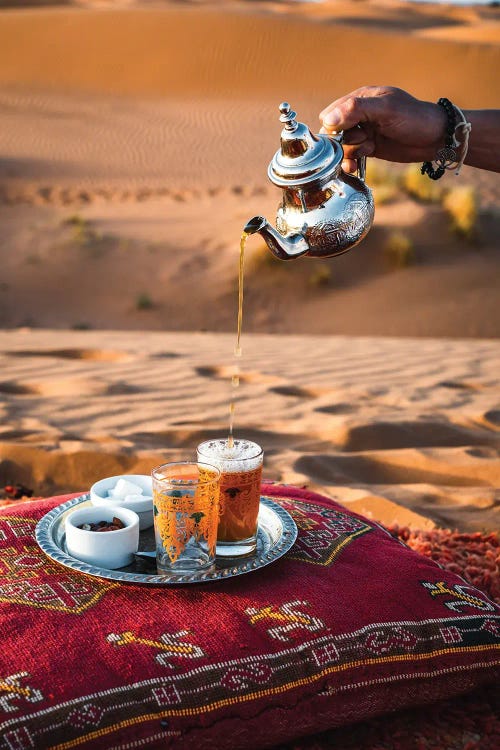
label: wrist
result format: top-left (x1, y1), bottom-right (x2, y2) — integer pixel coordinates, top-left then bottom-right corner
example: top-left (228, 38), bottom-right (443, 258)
top-left (421, 99), bottom-right (473, 179)
top-left (426, 102), bottom-right (449, 159)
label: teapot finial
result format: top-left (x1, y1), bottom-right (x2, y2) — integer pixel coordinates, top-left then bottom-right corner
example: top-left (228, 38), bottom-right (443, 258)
top-left (279, 102), bottom-right (298, 131)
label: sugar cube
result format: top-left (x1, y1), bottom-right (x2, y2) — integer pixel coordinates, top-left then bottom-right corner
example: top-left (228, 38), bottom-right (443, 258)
top-left (109, 478), bottom-right (144, 498)
top-left (124, 494), bottom-right (151, 503)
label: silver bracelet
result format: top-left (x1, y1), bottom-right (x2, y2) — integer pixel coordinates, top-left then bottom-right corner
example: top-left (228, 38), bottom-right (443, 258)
top-left (448, 105), bottom-right (472, 175)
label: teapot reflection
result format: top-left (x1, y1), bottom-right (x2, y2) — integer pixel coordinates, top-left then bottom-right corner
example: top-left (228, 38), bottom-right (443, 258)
top-left (245, 102), bottom-right (374, 260)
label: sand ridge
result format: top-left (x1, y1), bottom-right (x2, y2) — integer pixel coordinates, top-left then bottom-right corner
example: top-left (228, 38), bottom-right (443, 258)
top-left (0, 330), bottom-right (498, 532)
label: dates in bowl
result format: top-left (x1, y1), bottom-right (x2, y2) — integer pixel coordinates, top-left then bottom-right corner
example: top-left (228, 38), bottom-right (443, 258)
top-left (79, 517), bottom-right (126, 532)
top-left (65, 506), bottom-right (139, 569)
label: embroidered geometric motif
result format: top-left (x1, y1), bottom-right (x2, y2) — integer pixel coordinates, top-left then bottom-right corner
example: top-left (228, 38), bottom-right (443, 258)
top-left (4, 519), bottom-right (36, 539)
top-left (2, 726), bottom-right (35, 750)
top-left (220, 663), bottom-right (273, 691)
top-left (152, 685), bottom-right (181, 707)
top-left (106, 630), bottom-right (206, 668)
top-left (364, 625), bottom-right (418, 655)
top-left (0, 516), bottom-right (117, 613)
top-left (311, 642), bottom-right (340, 667)
top-left (68, 703), bottom-right (104, 730)
top-left (440, 626), bottom-right (463, 644)
top-left (246, 600), bottom-right (325, 642)
top-left (275, 497), bottom-right (372, 566)
top-left (0, 672), bottom-right (43, 713)
top-left (421, 581), bottom-right (496, 613)
top-left (4, 614), bottom-right (497, 750)
top-left (482, 619), bottom-right (500, 637)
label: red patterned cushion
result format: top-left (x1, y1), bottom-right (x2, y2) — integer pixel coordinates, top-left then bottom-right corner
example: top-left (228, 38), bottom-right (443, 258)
top-left (0, 485), bottom-right (498, 749)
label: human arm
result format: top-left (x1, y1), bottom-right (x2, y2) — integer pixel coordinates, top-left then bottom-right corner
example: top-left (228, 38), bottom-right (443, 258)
top-left (319, 86), bottom-right (500, 174)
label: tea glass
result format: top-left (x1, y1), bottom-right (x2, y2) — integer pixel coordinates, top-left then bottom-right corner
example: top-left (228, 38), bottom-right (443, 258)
top-left (196, 439), bottom-right (263, 557)
top-left (151, 462), bottom-right (220, 574)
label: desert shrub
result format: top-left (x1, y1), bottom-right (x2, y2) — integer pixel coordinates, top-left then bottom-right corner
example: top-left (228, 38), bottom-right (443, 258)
top-left (383, 232), bottom-right (415, 268)
top-left (371, 183), bottom-right (399, 205)
top-left (403, 166), bottom-right (444, 203)
top-left (308, 264), bottom-right (332, 287)
top-left (62, 214), bottom-right (103, 247)
top-left (442, 185), bottom-right (478, 239)
top-left (365, 160), bottom-right (399, 187)
top-left (63, 214), bottom-right (87, 229)
top-left (26, 253), bottom-right (41, 265)
top-left (136, 293), bottom-right (154, 310)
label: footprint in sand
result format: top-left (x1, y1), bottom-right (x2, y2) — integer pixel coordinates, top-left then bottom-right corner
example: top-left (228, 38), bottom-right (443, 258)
top-left (0, 378), bottom-right (142, 398)
top-left (0, 428), bottom-right (42, 441)
top-left (315, 403), bottom-right (358, 415)
top-left (6, 348), bottom-right (132, 362)
top-left (195, 365), bottom-right (227, 380)
top-left (0, 382), bottom-right (39, 396)
top-left (483, 410), bottom-right (500, 428)
top-left (438, 380), bottom-right (481, 391)
top-left (464, 446), bottom-right (499, 459)
top-left (294, 451), bottom-right (497, 488)
top-left (269, 385), bottom-right (320, 399)
top-left (149, 352), bottom-right (182, 360)
top-left (330, 419), bottom-right (499, 452)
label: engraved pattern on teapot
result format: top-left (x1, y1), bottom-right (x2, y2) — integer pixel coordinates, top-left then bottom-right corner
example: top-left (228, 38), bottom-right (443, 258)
top-left (307, 193), bottom-right (374, 252)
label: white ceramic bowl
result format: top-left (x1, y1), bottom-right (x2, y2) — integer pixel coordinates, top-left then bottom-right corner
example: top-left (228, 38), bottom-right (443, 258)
top-left (90, 474), bottom-right (154, 530)
top-left (65, 506), bottom-right (140, 570)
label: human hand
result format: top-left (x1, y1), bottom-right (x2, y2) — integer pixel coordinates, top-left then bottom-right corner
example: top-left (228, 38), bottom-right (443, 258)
top-left (319, 86), bottom-right (447, 173)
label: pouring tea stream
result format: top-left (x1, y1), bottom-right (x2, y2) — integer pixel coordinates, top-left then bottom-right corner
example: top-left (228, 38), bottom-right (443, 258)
top-left (230, 102), bottom-right (375, 448)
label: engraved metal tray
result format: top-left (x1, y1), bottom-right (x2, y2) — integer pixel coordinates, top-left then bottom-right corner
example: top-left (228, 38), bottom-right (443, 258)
top-left (35, 494), bottom-right (297, 586)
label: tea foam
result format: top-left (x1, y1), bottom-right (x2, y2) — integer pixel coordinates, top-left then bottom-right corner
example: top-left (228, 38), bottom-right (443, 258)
top-left (198, 439), bottom-right (263, 473)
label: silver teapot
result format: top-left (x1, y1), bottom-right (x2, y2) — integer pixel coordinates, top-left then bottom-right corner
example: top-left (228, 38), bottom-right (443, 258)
top-left (244, 102), bottom-right (374, 259)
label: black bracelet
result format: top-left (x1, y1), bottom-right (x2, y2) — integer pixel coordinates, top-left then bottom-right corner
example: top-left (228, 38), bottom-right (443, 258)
top-left (421, 98), bottom-right (457, 181)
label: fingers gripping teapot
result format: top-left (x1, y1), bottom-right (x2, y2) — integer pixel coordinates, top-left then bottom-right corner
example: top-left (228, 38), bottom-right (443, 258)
top-left (245, 102), bottom-right (374, 259)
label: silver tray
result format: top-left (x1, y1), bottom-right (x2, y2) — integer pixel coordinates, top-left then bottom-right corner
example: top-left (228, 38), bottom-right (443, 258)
top-left (35, 494), bottom-right (297, 586)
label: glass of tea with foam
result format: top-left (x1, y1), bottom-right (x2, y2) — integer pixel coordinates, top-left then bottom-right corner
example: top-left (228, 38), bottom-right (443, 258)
top-left (197, 439), bottom-right (263, 557)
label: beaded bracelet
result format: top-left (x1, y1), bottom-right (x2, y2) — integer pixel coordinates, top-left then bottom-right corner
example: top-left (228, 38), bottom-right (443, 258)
top-left (421, 98), bottom-right (457, 181)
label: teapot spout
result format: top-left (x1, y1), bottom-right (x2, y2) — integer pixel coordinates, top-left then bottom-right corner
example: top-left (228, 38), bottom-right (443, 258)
top-left (243, 216), bottom-right (309, 261)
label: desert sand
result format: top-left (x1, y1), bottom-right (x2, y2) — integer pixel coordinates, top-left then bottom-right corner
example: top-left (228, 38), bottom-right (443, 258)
top-left (1, 328), bottom-right (499, 533)
top-left (0, 1), bottom-right (499, 533)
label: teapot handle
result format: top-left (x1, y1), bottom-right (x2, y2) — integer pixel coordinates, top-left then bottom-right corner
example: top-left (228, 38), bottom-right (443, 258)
top-left (357, 156), bottom-right (366, 182)
top-left (326, 131), bottom-right (366, 182)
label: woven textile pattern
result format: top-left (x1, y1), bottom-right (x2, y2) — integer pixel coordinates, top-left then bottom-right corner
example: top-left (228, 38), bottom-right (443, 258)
top-left (1, 484), bottom-right (499, 750)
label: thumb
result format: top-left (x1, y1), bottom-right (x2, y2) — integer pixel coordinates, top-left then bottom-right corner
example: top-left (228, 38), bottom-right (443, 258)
top-left (321, 96), bottom-right (385, 132)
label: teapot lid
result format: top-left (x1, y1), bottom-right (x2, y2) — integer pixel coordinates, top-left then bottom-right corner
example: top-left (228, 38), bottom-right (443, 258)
top-left (268, 102), bottom-right (343, 187)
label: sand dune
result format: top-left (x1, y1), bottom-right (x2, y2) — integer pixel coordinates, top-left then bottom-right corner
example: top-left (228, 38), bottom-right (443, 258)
top-left (0, 5), bottom-right (498, 106)
top-left (0, 3), bottom-right (498, 339)
top-left (0, 330), bottom-right (498, 532)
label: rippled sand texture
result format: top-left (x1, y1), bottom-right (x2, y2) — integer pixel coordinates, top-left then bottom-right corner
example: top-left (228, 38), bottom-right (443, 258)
top-left (1, 330), bottom-right (499, 532)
